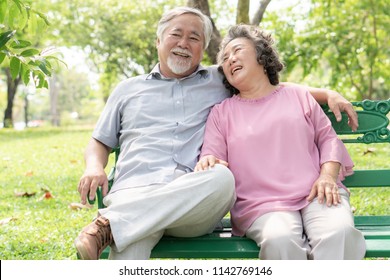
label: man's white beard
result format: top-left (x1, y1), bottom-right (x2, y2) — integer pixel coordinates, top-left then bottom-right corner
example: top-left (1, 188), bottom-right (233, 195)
top-left (167, 55), bottom-right (192, 75)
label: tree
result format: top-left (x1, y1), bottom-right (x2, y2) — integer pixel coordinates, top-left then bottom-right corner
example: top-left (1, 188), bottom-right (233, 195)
top-left (190, 0), bottom-right (389, 100)
top-left (305, 0), bottom-right (389, 100)
top-left (269, 0), bottom-right (390, 100)
top-left (49, 0), bottom-right (183, 101)
top-left (187, 0), bottom-right (273, 63)
top-left (0, 0), bottom-right (63, 127)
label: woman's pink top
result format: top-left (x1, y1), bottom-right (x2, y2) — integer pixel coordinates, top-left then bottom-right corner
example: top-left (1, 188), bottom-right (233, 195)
top-left (200, 85), bottom-right (354, 236)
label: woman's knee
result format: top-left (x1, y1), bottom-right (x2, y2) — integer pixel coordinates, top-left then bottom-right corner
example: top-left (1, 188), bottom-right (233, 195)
top-left (263, 231), bottom-right (301, 248)
top-left (259, 232), bottom-right (307, 260)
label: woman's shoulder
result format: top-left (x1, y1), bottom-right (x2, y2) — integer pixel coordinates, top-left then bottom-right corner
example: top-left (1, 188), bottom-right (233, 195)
top-left (280, 84), bottom-right (313, 103)
top-left (213, 95), bottom-right (237, 110)
top-left (281, 83), bottom-right (310, 94)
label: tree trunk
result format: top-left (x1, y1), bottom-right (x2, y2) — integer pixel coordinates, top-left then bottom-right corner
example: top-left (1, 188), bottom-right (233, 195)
top-left (3, 68), bottom-right (21, 128)
top-left (186, 0), bottom-right (222, 64)
top-left (237, 0), bottom-right (250, 24)
top-left (49, 75), bottom-right (60, 126)
top-left (24, 94), bottom-right (29, 127)
top-left (251, 0), bottom-right (272, 25)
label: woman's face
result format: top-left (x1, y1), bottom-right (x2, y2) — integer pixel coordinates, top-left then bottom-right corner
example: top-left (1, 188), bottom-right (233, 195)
top-left (220, 37), bottom-right (264, 89)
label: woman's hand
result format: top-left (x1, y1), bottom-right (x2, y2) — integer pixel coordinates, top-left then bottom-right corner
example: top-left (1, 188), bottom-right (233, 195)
top-left (307, 174), bottom-right (341, 207)
top-left (326, 90), bottom-right (358, 132)
top-left (307, 161), bottom-right (342, 207)
top-left (194, 155), bottom-right (228, 171)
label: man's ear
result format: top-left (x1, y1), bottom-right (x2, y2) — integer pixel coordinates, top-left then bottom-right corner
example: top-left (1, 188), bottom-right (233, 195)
top-left (156, 38), bottom-right (160, 48)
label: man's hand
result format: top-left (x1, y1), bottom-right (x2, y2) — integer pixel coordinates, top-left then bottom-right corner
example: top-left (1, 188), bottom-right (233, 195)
top-left (78, 167), bottom-right (108, 205)
top-left (327, 90), bottom-right (358, 132)
top-left (307, 174), bottom-right (341, 207)
top-left (78, 138), bottom-right (111, 204)
top-left (195, 155), bottom-right (228, 171)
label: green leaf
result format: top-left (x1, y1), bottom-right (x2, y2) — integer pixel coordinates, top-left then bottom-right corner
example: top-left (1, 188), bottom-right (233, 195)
top-left (10, 40), bottom-right (32, 49)
top-left (20, 63), bottom-right (31, 85)
top-left (42, 79), bottom-right (49, 89)
top-left (0, 31), bottom-right (16, 48)
top-left (0, 52), bottom-right (6, 64)
top-left (34, 71), bottom-right (47, 88)
top-left (10, 56), bottom-right (21, 79)
top-left (20, 48), bottom-right (40, 57)
top-left (10, 0), bottom-right (24, 13)
top-left (30, 9), bottom-right (50, 26)
top-left (0, 0), bottom-right (7, 23)
top-left (8, 1), bottom-right (28, 30)
top-left (38, 61), bottom-right (51, 76)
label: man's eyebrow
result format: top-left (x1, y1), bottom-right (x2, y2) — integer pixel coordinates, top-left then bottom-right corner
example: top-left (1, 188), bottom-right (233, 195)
top-left (170, 27), bottom-right (201, 37)
top-left (170, 27), bottom-right (182, 33)
top-left (191, 30), bottom-right (201, 37)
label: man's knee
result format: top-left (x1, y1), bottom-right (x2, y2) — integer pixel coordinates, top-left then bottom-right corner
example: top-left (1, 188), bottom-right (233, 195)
top-left (209, 164), bottom-right (235, 194)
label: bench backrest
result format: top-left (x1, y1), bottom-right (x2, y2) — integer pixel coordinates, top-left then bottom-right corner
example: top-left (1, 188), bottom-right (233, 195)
top-left (323, 99), bottom-right (390, 188)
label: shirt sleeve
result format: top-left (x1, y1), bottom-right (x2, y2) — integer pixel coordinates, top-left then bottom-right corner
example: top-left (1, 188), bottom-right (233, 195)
top-left (92, 84), bottom-right (124, 149)
top-left (200, 105), bottom-right (228, 162)
top-left (307, 91), bottom-right (354, 180)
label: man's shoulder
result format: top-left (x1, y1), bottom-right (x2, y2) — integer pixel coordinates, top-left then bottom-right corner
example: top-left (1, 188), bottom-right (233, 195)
top-left (107, 74), bottom-right (150, 101)
top-left (114, 74), bottom-right (149, 90)
top-left (121, 74), bottom-right (149, 85)
top-left (204, 64), bottom-right (219, 74)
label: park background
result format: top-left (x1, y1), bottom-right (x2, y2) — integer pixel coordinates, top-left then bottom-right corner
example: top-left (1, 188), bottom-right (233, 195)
top-left (0, 0), bottom-right (389, 259)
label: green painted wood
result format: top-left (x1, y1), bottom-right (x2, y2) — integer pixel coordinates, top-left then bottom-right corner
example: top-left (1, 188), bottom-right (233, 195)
top-left (98, 233), bottom-right (390, 259)
top-left (343, 170), bottom-right (390, 187)
top-left (324, 99), bottom-right (390, 143)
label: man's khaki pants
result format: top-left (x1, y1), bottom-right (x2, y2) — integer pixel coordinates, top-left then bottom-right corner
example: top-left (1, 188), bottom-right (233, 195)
top-left (99, 164), bottom-right (236, 260)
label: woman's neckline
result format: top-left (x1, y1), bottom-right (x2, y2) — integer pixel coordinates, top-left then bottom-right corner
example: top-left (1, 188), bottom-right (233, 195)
top-left (233, 85), bottom-right (284, 103)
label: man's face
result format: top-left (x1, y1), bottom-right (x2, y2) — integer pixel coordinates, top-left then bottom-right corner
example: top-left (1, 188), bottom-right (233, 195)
top-left (157, 13), bottom-right (205, 79)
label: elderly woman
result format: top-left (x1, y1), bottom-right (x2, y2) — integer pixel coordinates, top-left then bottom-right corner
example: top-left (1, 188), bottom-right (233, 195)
top-left (195, 25), bottom-right (366, 260)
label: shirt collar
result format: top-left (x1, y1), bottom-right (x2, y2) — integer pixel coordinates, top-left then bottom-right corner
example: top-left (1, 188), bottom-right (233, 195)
top-left (146, 64), bottom-right (209, 80)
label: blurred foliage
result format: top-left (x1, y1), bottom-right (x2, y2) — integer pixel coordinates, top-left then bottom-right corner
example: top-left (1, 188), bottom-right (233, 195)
top-left (1, 0), bottom-right (389, 128)
top-left (263, 0), bottom-right (389, 100)
top-left (46, 0), bottom-right (185, 100)
top-left (0, 0), bottom-right (63, 88)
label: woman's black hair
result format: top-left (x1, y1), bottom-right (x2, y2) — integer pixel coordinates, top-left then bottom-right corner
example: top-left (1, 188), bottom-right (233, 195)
top-left (217, 24), bottom-right (284, 95)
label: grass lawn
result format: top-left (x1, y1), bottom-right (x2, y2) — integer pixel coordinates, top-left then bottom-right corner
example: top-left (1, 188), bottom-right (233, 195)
top-left (0, 127), bottom-right (101, 259)
top-left (0, 127), bottom-right (389, 260)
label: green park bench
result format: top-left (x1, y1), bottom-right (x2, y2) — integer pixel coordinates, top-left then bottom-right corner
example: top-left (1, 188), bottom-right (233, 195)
top-left (85, 99), bottom-right (390, 259)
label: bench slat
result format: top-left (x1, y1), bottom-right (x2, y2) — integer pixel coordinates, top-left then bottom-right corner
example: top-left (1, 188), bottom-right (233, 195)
top-left (355, 216), bottom-right (390, 226)
top-left (343, 170), bottom-right (390, 187)
top-left (364, 239), bottom-right (390, 258)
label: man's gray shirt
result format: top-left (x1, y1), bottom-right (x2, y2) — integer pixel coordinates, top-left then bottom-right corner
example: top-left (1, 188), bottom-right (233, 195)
top-left (92, 64), bottom-right (230, 193)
